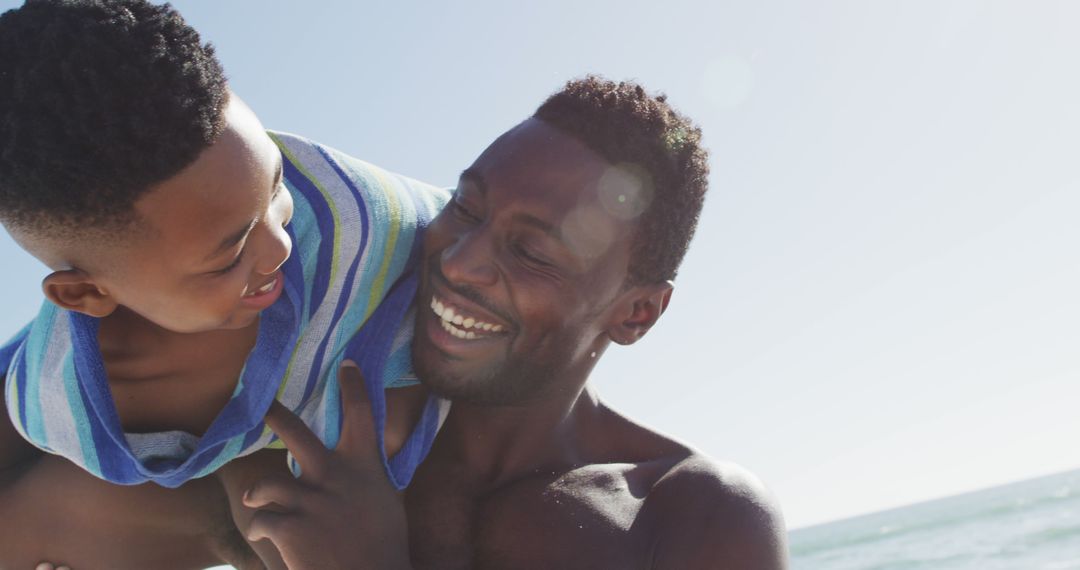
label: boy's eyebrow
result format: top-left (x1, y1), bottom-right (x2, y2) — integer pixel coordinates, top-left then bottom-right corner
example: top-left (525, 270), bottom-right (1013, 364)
top-left (272, 158), bottom-right (284, 190)
top-left (206, 219), bottom-right (257, 262)
top-left (204, 158), bottom-right (283, 263)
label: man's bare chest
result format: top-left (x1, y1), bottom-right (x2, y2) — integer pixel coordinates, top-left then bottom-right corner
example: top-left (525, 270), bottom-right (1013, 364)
top-left (406, 464), bottom-right (660, 570)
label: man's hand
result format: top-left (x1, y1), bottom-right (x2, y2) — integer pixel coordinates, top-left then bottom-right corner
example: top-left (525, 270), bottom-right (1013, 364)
top-left (244, 362), bottom-right (412, 570)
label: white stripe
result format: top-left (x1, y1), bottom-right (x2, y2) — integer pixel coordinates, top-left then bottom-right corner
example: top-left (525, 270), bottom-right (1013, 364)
top-left (38, 314), bottom-right (86, 466)
top-left (274, 135), bottom-right (371, 415)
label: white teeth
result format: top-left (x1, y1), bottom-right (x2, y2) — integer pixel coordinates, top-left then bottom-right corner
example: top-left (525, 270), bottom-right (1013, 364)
top-left (245, 278), bottom-right (277, 297)
top-left (430, 295), bottom-right (507, 339)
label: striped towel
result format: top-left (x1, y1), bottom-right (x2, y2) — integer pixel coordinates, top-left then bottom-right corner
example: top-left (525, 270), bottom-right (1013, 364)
top-left (0, 131), bottom-right (450, 488)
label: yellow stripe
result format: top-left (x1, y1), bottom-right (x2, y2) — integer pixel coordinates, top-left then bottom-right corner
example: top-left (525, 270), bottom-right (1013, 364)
top-left (267, 133), bottom-right (341, 400)
top-left (365, 165), bottom-right (403, 318)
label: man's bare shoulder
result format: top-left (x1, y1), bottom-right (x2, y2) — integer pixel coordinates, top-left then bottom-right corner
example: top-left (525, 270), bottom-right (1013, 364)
top-left (594, 405), bottom-right (787, 569)
top-left (642, 454), bottom-right (788, 569)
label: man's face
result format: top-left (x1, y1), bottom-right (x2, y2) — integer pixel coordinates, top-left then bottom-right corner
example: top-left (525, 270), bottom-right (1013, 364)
top-left (413, 118), bottom-right (642, 404)
top-left (84, 97), bottom-right (294, 333)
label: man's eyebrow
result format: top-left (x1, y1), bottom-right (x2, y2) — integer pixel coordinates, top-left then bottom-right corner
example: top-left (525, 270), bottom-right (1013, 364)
top-left (205, 219), bottom-right (257, 262)
top-left (512, 212), bottom-right (561, 241)
top-left (458, 168), bottom-right (488, 194)
top-left (459, 168), bottom-right (567, 245)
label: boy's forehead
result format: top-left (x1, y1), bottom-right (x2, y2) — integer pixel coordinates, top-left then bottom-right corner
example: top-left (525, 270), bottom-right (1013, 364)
top-left (133, 99), bottom-right (278, 258)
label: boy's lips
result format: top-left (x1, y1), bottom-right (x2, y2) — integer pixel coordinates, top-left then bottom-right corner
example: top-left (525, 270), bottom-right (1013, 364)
top-left (240, 271), bottom-right (284, 309)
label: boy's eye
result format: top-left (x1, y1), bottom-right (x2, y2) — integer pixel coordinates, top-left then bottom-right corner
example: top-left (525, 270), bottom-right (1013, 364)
top-left (213, 251), bottom-right (244, 275)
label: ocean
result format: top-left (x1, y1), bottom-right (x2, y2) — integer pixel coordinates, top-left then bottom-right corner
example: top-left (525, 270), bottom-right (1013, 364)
top-left (789, 469), bottom-right (1080, 569)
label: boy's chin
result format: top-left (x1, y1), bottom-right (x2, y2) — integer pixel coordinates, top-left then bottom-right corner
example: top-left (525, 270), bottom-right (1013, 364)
top-left (211, 311), bottom-right (261, 332)
top-left (161, 311), bottom-right (260, 334)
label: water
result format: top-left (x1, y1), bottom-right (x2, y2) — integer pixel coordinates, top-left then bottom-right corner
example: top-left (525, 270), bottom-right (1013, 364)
top-left (789, 469), bottom-right (1080, 569)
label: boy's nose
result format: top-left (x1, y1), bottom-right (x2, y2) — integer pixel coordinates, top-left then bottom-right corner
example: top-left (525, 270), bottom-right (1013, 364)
top-left (256, 224), bottom-right (292, 276)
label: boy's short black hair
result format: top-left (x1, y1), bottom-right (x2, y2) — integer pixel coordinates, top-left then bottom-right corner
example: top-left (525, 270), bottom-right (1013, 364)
top-left (0, 0), bottom-right (228, 236)
top-left (533, 76), bottom-right (709, 284)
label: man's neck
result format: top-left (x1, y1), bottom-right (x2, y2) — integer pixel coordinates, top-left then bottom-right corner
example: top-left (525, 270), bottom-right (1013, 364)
top-left (434, 383), bottom-right (606, 487)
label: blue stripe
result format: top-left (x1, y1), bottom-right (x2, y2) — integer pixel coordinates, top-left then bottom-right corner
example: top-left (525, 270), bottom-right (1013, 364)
top-left (23, 307), bottom-right (57, 448)
top-left (62, 355), bottom-right (101, 476)
top-left (76, 367), bottom-right (125, 482)
top-left (13, 343), bottom-right (30, 443)
top-left (296, 146), bottom-right (372, 405)
top-left (281, 150), bottom-right (336, 319)
top-left (283, 183), bottom-right (318, 326)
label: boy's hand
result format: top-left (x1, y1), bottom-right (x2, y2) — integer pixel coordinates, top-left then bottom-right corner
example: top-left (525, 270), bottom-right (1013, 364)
top-left (244, 362), bottom-right (412, 570)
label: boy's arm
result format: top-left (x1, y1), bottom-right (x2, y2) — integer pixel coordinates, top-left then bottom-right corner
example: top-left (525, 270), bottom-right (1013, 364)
top-left (0, 375), bottom-right (40, 473)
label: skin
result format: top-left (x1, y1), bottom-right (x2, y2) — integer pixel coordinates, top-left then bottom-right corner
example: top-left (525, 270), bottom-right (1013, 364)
top-left (243, 118), bottom-right (789, 569)
top-left (1, 116), bottom-right (787, 569)
top-left (0, 94), bottom-right (427, 569)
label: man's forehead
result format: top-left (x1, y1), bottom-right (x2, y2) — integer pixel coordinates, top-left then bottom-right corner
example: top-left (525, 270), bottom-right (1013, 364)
top-left (465, 120), bottom-right (655, 225)
top-left (462, 120), bottom-right (654, 263)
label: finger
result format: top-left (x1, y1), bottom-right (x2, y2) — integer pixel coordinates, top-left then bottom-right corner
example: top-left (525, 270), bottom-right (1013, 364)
top-left (246, 509), bottom-right (298, 544)
top-left (337, 360), bottom-right (380, 461)
top-left (243, 475), bottom-right (309, 511)
top-left (35, 564), bottom-right (54, 570)
top-left (264, 399), bottom-right (328, 480)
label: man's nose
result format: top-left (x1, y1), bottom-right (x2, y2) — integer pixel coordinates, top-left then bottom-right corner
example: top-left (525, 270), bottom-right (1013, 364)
top-left (440, 229), bottom-right (498, 287)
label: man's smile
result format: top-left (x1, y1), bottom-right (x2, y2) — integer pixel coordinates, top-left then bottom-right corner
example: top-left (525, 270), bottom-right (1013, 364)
top-left (430, 295), bottom-right (505, 340)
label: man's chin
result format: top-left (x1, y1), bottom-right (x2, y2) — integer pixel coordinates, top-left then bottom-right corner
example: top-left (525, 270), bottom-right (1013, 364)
top-left (414, 358), bottom-right (548, 407)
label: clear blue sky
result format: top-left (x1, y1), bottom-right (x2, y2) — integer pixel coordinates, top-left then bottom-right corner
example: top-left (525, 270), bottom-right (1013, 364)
top-left (1, 0), bottom-right (1077, 529)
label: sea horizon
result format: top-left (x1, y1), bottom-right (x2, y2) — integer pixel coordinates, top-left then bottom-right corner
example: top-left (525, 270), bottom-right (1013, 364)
top-left (791, 466), bottom-right (1080, 532)
top-left (789, 467), bottom-right (1080, 569)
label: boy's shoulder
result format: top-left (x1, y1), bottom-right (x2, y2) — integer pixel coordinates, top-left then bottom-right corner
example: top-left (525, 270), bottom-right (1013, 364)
top-left (266, 130), bottom-right (449, 209)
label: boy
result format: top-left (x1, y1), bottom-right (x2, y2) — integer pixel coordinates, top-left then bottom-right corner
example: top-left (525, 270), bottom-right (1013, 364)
top-left (0, 0), bottom-right (446, 560)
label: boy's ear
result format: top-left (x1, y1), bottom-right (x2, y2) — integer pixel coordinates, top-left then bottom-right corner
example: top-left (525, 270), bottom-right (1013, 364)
top-left (42, 270), bottom-right (118, 318)
top-left (606, 281), bottom-right (674, 346)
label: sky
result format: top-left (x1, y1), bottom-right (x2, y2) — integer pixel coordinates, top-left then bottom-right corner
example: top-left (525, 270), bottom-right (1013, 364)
top-left (0, 0), bottom-right (1078, 529)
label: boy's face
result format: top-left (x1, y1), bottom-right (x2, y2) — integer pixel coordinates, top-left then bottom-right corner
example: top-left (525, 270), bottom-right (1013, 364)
top-left (75, 97), bottom-right (294, 333)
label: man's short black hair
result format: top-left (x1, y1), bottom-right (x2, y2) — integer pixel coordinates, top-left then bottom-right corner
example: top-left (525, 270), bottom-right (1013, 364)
top-left (0, 0), bottom-right (228, 236)
top-left (534, 76), bottom-right (709, 285)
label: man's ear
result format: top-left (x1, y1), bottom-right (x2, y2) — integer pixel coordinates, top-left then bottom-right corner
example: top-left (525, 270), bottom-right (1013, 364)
top-left (42, 270), bottom-right (118, 318)
top-left (606, 281), bottom-right (674, 346)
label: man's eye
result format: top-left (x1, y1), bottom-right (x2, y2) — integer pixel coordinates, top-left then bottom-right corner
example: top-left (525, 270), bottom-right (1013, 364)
top-left (451, 200), bottom-right (481, 223)
top-left (513, 243), bottom-right (551, 267)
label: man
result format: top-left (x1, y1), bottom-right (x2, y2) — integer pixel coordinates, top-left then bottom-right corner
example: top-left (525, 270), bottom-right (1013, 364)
top-left (4, 77), bottom-right (786, 569)
top-left (244, 77), bottom-right (789, 569)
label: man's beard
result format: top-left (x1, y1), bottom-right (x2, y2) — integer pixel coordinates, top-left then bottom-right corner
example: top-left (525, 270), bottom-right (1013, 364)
top-left (412, 339), bottom-right (556, 406)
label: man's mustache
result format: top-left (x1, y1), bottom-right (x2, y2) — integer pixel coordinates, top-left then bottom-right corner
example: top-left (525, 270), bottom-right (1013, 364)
top-left (424, 256), bottom-right (516, 328)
